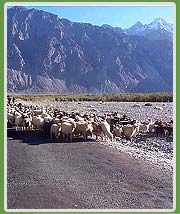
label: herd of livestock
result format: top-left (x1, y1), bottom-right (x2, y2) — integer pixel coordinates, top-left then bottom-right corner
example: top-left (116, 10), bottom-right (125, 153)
top-left (7, 101), bottom-right (173, 142)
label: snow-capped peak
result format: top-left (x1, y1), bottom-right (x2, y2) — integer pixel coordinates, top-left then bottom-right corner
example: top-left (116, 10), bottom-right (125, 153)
top-left (147, 18), bottom-right (173, 32)
top-left (152, 18), bottom-right (167, 24)
top-left (124, 18), bottom-right (173, 35)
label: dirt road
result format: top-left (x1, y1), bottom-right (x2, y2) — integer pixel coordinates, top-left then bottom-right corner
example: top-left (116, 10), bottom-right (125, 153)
top-left (7, 131), bottom-right (173, 210)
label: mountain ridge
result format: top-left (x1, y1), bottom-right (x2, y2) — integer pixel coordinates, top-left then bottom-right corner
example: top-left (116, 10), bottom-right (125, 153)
top-left (7, 6), bottom-right (173, 94)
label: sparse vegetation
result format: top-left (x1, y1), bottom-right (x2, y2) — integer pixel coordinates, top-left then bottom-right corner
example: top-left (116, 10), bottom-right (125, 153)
top-left (8, 93), bottom-right (173, 103)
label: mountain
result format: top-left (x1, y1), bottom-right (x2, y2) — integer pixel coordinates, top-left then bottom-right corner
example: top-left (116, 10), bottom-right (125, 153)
top-left (7, 7), bottom-right (173, 94)
top-left (124, 18), bottom-right (173, 41)
top-left (123, 21), bottom-right (144, 35)
top-left (101, 24), bottom-right (123, 34)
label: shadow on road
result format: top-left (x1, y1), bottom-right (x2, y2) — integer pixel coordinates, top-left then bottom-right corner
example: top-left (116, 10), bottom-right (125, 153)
top-left (7, 129), bottom-right (96, 145)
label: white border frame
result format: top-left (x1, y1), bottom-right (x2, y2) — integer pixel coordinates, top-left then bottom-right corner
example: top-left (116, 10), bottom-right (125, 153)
top-left (4, 2), bottom-right (176, 213)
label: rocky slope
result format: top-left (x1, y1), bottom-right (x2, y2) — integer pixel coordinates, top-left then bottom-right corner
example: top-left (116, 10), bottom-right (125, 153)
top-left (7, 6), bottom-right (173, 94)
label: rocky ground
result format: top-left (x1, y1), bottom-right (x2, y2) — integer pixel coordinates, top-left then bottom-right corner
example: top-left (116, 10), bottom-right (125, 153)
top-left (21, 100), bottom-right (173, 122)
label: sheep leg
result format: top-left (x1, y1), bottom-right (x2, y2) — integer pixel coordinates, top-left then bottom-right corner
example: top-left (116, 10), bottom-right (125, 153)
top-left (69, 133), bottom-right (73, 142)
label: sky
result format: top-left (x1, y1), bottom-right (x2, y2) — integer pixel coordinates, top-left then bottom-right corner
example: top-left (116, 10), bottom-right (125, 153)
top-left (8, 4), bottom-right (174, 28)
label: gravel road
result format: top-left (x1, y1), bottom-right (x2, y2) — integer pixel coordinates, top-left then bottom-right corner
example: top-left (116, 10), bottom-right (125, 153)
top-left (7, 101), bottom-right (174, 210)
top-left (7, 133), bottom-right (173, 210)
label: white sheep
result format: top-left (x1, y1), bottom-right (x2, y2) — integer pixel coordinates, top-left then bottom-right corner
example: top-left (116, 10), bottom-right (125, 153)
top-left (32, 116), bottom-right (44, 130)
top-left (43, 115), bottom-right (53, 122)
top-left (15, 115), bottom-right (23, 130)
top-left (50, 123), bottom-right (61, 140)
top-left (113, 125), bottom-right (123, 137)
top-left (33, 109), bottom-right (44, 116)
top-left (74, 121), bottom-right (93, 140)
top-left (15, 111), bottom-right (22, 118)
top-left (122, 124), bottom-right (138, 140)
top-left (100, 120), bottom-right (113, 141)
top-left (91, 121), bottom-right (103, 140)
top-left (61, 121), bottom-right (76, 142)
top-left (22, 116), bottom-right (32, 130)
top-left (75, 115), bottom-right (85, 122)
top-left (53, 118), bottom-right (61, 124)
top-left (7, 112), bottom-right (15, 124)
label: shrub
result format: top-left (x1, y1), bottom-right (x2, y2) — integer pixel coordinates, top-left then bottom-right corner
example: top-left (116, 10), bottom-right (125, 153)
top-left (9, 93), bottom-right (173, 103)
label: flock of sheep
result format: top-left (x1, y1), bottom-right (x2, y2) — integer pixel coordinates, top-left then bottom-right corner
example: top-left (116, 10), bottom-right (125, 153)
top-left (7, 101), bottom-right (173, 143)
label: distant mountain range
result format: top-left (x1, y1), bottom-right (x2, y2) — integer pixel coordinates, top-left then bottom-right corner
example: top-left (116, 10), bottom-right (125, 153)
top-left (102, 18), bottom-right (173, 41)
top-left (7, 6), bottom-right (173, 94)
top-left (123, 18), bottom-right (173, 41)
